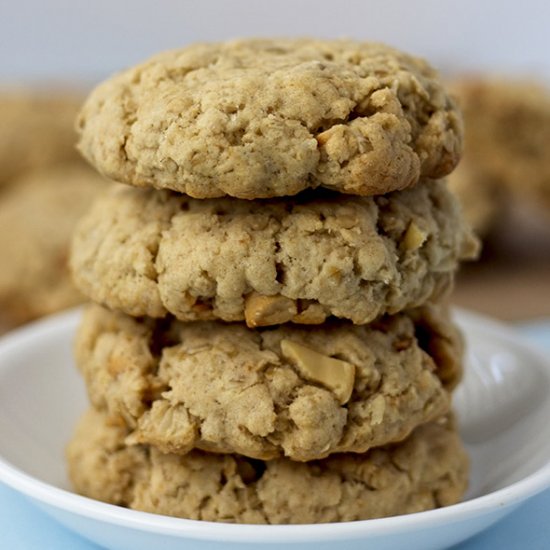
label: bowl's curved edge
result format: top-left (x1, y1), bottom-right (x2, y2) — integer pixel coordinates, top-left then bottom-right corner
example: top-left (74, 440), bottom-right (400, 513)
top-left (0, 307), bottom-right (548, 545)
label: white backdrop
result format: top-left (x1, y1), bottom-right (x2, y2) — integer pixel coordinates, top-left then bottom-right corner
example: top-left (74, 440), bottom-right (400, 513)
top-left (1, 0), bottom-right (549, 84)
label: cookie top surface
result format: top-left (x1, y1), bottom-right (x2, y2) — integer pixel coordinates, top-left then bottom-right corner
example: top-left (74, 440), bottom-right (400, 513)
top-left (67, 409), bottom-right (468, 524)
top-left (77, 38), bottom-right (463, 199)
top-left (70, 179), bottom-right (479, 326)
top-left (0, 164), bottom-right (109, 330)
top-left (75, 303), bottom-right (461, 461)
top-left (0, 90), bottom-right (83, 187)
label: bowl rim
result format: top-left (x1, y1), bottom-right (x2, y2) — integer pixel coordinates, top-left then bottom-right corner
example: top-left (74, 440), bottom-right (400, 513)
top-left (0, 307), bottom-right (549, 543)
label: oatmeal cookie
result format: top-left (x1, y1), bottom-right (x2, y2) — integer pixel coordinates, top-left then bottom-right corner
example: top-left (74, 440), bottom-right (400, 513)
top-left (77, 38), bottom-right (463, 199)
top-left (75, 303), bottom-right (462, 461)
top-left (0, 164), bottom-right (109, 330)
top-left (450, 78), bottom-right (550, 216)
top-left (67, 409), bottom-right (468, 523)
top-left (448, 161), bottom-right (503, 236)
top-left (70, 179), bottom-right (478, 326)
top-left (0, 90), bottom-right (82, 186)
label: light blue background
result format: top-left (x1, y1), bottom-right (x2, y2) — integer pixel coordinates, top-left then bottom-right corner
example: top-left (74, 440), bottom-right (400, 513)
top-left (1, 322), bottom-right (549, 550)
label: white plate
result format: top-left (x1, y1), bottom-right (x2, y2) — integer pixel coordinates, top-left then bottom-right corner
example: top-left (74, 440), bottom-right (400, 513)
top-left (0, 308), bottom-right (549, 550)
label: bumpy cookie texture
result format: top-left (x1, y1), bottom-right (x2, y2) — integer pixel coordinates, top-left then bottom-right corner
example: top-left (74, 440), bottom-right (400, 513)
top-left (0, 165), bottom-right (110, 330)
top-left (75, 303), bottom-right (462, 461)
top-left (67, 409), bottom-right (469, 523)
top-left (0, 91), bottom-right (83, 186)
top-left (409, 304), bottom-right (464, 391)
top-left (77, 38), bottom-right (463, 199)
top-left (70, 179), bottom-right (479, 325)
top-left (450, 78), bottom-right (550, 216)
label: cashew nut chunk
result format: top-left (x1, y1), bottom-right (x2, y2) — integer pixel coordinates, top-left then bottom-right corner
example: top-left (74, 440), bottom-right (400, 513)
top-left (244, 293), bottom-right (297, 327)
top-left (403, 221), bottom-right (427, 250)
top-left (280, 339), bottom-right (355, 404)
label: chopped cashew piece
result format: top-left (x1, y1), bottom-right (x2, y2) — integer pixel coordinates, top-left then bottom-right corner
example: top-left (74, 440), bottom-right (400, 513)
top-left (280, 339), bottom-right (355, 404)
top-left (403, 221), bottom-right (427, 250)
top-left (369, 394), bottom-right (386, 425)
top-left (293, 303), bottom-right (327, 324)
top-left (244, 293), bottom-right (297, 327)
top-left (315, 129), bottom-right (333, 145)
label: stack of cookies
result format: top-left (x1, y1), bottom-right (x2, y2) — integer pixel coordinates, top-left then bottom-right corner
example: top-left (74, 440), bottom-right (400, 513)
top-left (67, 39), bottom-right (479, 524)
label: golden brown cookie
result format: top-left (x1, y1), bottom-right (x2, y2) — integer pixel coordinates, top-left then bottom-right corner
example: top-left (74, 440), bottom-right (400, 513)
top-left (67, 409), bottom-right (468, 524)
top-left (77, 38), bottom-right (463, 199)
top-left (70, 179), bottom-right (479, 326)
top-left (449, 78), bottom-right (550, 231)
top-left (0, 90), bottom-right (83, 187)
top-left (75, 303), bottom-right (462, 461)
top-left (448, 161), bottom-right (504, 236)
top-left (0, 164), bottom-right (109, 330)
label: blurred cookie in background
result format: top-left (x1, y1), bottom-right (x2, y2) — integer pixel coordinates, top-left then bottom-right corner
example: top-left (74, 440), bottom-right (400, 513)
top-left (0, 164), bottom-right (110, 332)
top-left (449, 77), bottom-right (550, 233)
top-left (449, 77), bottom-right (550, 320)
top-left (0, 90), bottom-right (84, 188)
top-left (447, 161), bottom-right (504, 237)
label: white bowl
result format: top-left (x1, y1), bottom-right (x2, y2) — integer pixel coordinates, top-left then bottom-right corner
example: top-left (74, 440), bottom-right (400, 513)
top-left (0, 308), bottom-right (549, 550)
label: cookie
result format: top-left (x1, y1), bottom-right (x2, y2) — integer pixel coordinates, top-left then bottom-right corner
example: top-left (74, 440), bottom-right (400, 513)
top-left (67, 409), bottom-right (468, 523)
top-left (75, 303), bottom-right (462, 461)
top-left (70, 179), bottom-right (479, 327)
top-left (450, 78), bottom-right (550, 212)
top-left (76, 38), bottom-right (463, 199)
top-left (448, 161), bottom-right (504, 236)
top-left (0, 91), bottom-right (83, 187)
top-left (0, 164), bottom-right (109, 330)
